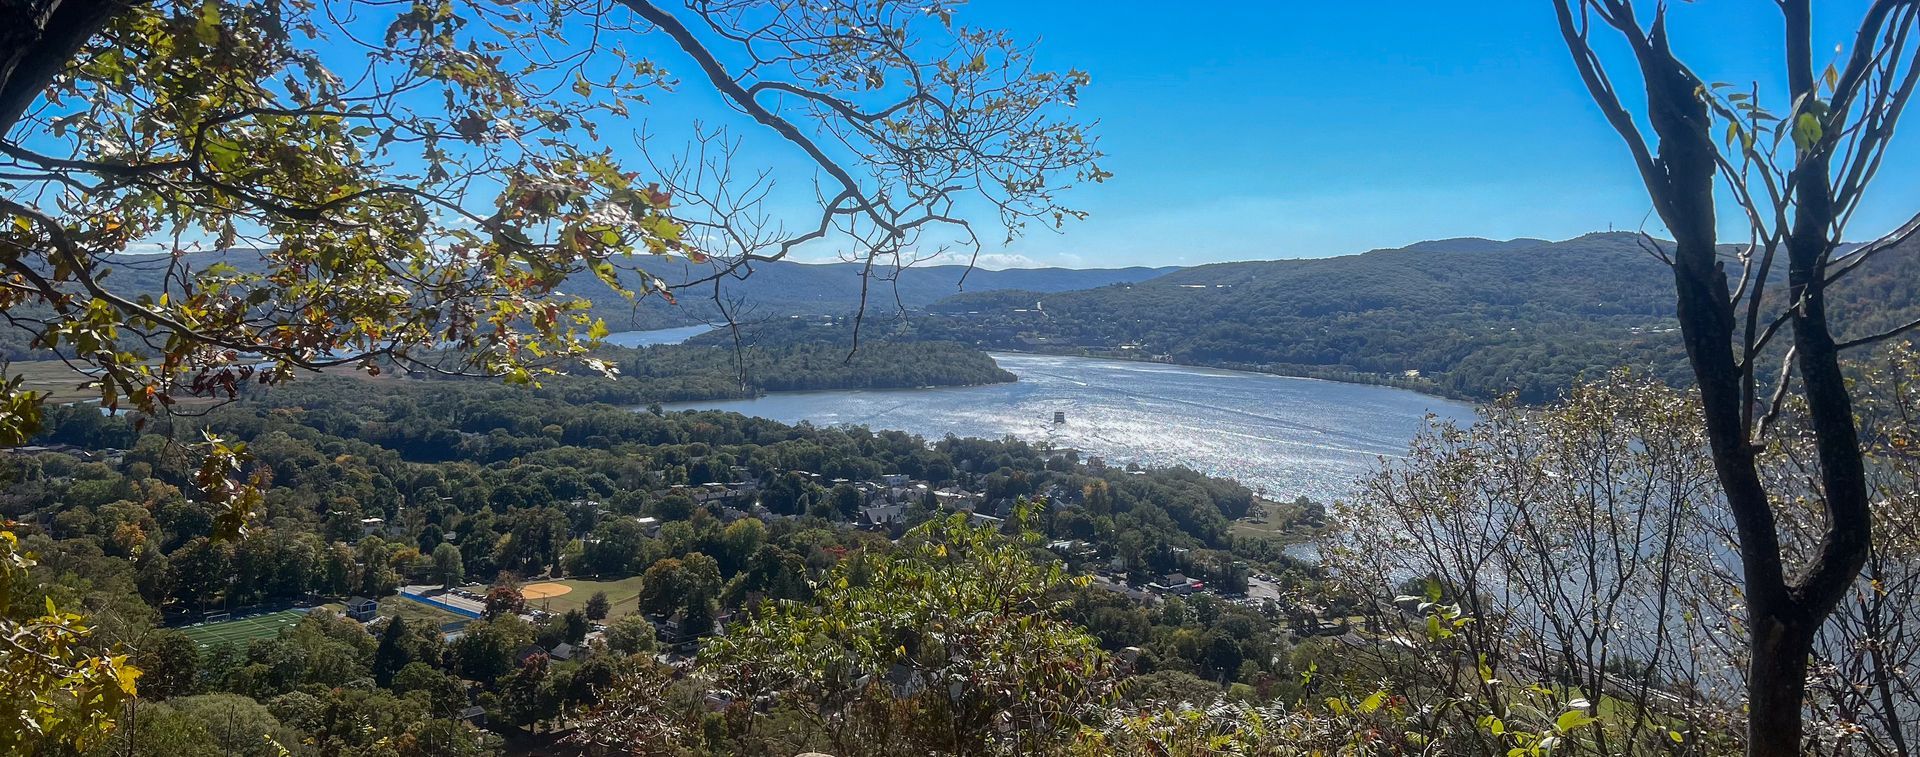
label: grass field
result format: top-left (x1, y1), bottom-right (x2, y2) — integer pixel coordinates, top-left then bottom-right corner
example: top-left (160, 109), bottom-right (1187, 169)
top-left (9, 360), bottom-right (108, 404)
top-left (178, 609), bottom-right (308, 649)
top-left (1231, 516), bottom-right (1300, 540)
top-left (529, 575), bottom-right (650, 616)
top-left (1231, 498), bottom-right (1323, 543)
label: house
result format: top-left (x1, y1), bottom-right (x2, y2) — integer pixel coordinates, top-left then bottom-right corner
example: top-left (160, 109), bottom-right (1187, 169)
top-left (1148, 573), bottom-right (1204, 596)
top-left (458, 706), bottom-right (487, 726)
top-left (880, 473), bottom-right (909, 487)
top-left (633, 516), bottom-right (661, 536)
top-left (893, 482), bottom-right (929, 503)
top-left (934, 488), bottom-right (982, 511)
top-left (648, 613), bottom-right (690, 644)
top-left (549, 642), bottom-right (576, 661)
top-left (514, 644), bottom-right (548, 665)
top-left (345, 596), bottom-right (379, 622)
top-left (691, 482), bottom-right (754, 504)
top-left (860, 503), bottom-right (907, 528)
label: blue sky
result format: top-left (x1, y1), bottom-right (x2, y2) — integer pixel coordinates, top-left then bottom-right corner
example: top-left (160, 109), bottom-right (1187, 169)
top-left (58, 2), bottom-right (1920, 269)
top-left (835, 0), bottom-right (1920, 268)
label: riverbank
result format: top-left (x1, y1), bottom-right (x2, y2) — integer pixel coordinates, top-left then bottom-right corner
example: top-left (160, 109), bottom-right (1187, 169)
top-left (657, 351), bottom-right (1476, 505)
top-left (539, 338), bottom-right (1017, 407)
top-left (980, 346), bottom-right (1466, 401)
top-left (608, 322), bottom-right (1471, 403)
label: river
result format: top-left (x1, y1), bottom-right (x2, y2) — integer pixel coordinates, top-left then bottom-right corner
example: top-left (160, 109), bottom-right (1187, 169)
top-left (602, 324), bottom-right (714, 348)
top-left (652, 346), bottom-right (1477, 503)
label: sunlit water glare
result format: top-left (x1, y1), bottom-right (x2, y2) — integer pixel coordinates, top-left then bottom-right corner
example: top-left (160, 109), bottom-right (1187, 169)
top-left (659, 352), bottom-right (1477, 503)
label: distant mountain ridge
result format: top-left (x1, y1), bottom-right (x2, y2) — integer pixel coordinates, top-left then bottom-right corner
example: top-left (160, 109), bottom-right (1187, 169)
top-left (73, 250), bottom-right (1178, 330)
top-left (590, 257), bottom-right (1179, 329)
top-left (898, 232), bottom-right (1920, 401)
top-left (0, 248), bottom-right (1174, 361)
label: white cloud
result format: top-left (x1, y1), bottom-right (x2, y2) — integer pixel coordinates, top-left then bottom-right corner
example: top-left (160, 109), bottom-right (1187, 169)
top-left (925, 251), bottom-right (1045, 270)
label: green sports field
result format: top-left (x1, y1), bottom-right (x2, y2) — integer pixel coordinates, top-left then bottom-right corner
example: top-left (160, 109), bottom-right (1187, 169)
top-left (179, 609), bottom-right (307, 649)
top-left (529, 575), bottom-right (649, 616)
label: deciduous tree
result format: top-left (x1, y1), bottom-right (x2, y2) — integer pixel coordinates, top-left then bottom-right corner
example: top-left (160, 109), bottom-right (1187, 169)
top-left (134, 628), bottom-right (200, 700)
top-left (483, 573), bottom-right (525, 620)
top-left (431, 542), bottom-right (463, 590)
top-left (1337, 361), bottom-right (1920, 754)
top-left (603, 613), bottom-right (657, 656)
top-left (0, 0), bottom-right (1101, 453)
top-left (0, 528), bottom-right (140, 753)
top-left (1552, 1), bottom-right (1920, 752)
top-left (653, 514), bottom-right (1119, 756)
top-left (373, 616), bottom-right (413, 687)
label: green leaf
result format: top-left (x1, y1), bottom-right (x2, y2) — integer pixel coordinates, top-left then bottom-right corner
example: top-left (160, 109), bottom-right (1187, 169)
top-left (196, 0), bottom-right (223, 45)
top-left (1793, 112), bottom-right (1825, 151)
top-left (1555, 709), bottom-right (1597, 733)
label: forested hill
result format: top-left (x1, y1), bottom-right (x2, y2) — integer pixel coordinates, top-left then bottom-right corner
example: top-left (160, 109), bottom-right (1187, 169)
top-left (584, 257), bottom-right (1180, 329)
top-left (908, 232), bottom-right (1920, 401)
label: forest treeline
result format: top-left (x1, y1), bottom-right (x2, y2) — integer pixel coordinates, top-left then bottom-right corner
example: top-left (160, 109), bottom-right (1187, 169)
top-left (576, 339), bottom-right (1016, 402)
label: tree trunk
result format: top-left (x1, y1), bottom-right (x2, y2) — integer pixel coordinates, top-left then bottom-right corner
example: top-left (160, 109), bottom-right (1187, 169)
top-left (1748, 617), bottom-right (1816, 757)
top-left (0, 0), bottom-right (128, 138)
